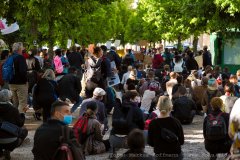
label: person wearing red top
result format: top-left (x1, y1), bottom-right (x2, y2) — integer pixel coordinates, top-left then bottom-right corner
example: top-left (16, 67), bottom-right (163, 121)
top-left (152, 52), bottom-right (164, 69)
top-left (22, 49), bottom-right (29, 59)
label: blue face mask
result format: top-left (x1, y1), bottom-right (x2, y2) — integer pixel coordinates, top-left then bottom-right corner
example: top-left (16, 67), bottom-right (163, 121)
top-left (63, 115), bottom-right (73, 125)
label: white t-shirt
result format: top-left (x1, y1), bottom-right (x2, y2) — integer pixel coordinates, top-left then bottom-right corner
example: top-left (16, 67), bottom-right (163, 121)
top-left (140, 90), bottom-right (156, 112)
top-left (121, 72), bottom-right (130, 84)
top-left (191, 79), bottom-right (202, 88)
top-left (173, 59), bottom-right (184, 73)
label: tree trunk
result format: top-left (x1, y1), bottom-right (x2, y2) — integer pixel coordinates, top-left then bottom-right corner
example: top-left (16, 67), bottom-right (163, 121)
top-left (48, 20), bottom-right (54, 60)
top-left (193, 35), bottom-right (199, 55)
top-left (30, 17), bottom-right (38, 47)
top-left (177, 35), bottom-right (182, 50)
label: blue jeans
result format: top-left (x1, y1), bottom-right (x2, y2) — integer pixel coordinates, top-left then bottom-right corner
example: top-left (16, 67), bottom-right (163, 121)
top-left (71, 96), bottom-right (83, 113)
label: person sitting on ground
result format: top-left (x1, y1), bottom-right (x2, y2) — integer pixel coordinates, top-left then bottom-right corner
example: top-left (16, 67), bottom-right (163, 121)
top-left (203, 97), bottom-right (231, 160)
top-left (183, 78), bottom-right (193, 100)
top-left (166, 72), bottom-right (178, 100)
top-left (136, 64), bottom-right (147, 80)
top-left (121, 66), bottom-right (132, 86)
top-left (220, 83), bottom-right (238, 114)
top-left (79, 87), bottom-right (108, 133)
top-left (229, 75), bottom-right (240, 97)
top-left (0, 89), bottom-right (28, 160)
top-left (140, 81), bottom-right (160, 118)
top-left (202, 78), bottom-right (222, 116)
top-left (77, 101), bottom-right (110, 155)
top-left (57, 67), bottom-right (82, 113)
top-left (32, 101), bottom-right (83, 160)
top-left (139, 70), bottom-right (161, 96)
top-left (172, 86), bottom-right (197, 124)
top-left (172, 75), bottom-right (184, 102)
top-left (148, 96), bottom-right (184, 160)
top-left (110, 90), bottom-right (144, 158)
top-left (124, 69), bottom-right (139, 92)
top-left (191, 70), bottom-right (202, 89)
top-left (192, 77), bottom-right (209, 115)
top-left (117, 129), bottom-right (154, 160)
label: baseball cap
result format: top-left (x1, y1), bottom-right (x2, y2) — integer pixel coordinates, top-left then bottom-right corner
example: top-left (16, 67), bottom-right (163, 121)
top-left (93, 88), bottom-right (106, 97)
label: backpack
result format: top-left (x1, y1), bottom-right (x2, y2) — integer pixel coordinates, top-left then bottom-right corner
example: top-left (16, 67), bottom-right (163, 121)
top-left (2, 53), bottom-right (18, 82)
top-left (205, 112), bottom-right (227, 140)
top-left (54, 56), bottom-right (64, 74)
top-left (52, 126), bottom-right (85, 160)
top-left (0, 62), bottom-right (4, 86)
top-left (73, 115), bottom-right (91, 145)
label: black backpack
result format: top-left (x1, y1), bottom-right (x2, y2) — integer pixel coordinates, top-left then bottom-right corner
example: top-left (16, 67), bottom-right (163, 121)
top-left (205, 112), bottom-right (227, 140)
top-left (52, 126), bottom-right (85, 160)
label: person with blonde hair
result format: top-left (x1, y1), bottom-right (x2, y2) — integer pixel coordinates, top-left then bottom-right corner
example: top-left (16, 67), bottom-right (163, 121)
top-left (41, 69), bottom-right (56, 81)
top-left (148, 96), bottom-right (184, 160)
top-left (203, 97), bottom-right (231, 160)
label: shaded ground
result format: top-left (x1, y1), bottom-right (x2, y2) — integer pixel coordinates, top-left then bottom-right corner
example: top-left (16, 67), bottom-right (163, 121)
top-left (5, 111), bottom-right (227, 160)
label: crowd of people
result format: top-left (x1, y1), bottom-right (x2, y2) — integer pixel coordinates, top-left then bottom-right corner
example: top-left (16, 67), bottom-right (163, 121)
top-left (1, 42), bottom-right (240, 160)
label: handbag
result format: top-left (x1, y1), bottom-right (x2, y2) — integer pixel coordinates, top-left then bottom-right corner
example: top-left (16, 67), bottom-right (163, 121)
top-left (161, 128), bottom-right (178, 143)
top-left (0, 121), bottom-right (20, 137)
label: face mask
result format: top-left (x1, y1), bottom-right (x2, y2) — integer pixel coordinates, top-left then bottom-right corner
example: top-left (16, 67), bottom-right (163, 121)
top-left (63, 115), bottom-right (73, 125)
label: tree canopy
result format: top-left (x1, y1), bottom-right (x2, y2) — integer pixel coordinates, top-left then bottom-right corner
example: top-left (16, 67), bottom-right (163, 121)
top-left (1, 0), bottom-right (240, 53)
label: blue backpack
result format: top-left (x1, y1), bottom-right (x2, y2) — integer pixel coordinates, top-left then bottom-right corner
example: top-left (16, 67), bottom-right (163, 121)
top-left (2, 53), bottom-right (18, 82)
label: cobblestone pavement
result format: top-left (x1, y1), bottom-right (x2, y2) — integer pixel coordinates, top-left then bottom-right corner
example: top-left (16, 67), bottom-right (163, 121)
top-left (6, 114), bottom-right (226, 160)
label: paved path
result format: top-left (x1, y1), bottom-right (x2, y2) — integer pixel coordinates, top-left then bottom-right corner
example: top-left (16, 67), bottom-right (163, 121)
top-left (6, 114), bottom-right (227, 160)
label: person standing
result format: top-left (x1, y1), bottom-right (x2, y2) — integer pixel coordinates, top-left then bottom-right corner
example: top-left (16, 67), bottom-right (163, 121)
top-left (202, 46), bottom-right (212, 69)
top-left (67, 46), bottom-right (84, 81)
top-left (8, 42), bottom-right (28, 114)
